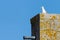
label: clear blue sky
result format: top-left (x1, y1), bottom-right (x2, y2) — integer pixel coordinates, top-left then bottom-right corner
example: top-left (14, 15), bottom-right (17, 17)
top-left (0, 0), bottom-right (60, 40)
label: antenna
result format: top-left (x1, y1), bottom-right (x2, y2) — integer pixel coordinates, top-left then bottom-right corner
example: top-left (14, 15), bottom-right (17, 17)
top-left (42, 6), bottom-right (47, 14)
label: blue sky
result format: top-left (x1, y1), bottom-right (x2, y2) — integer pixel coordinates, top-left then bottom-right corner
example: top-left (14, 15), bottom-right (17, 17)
top-left (0, 0), bottom-right (60, 40)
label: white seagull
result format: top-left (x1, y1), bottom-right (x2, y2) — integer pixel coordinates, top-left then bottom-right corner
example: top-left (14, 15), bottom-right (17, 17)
top-left (42, 6), bottom-right (47, 14)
